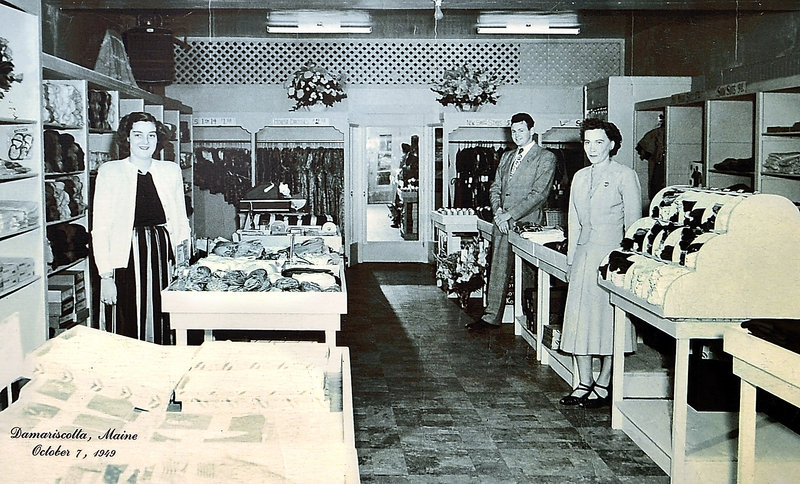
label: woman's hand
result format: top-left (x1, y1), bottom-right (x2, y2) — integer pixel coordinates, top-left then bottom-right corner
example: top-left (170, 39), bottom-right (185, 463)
top-left (100, 277), bottom-right (117, 305)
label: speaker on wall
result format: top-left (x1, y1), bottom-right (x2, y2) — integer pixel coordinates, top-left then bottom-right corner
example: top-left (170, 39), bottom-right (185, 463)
top-left (122, 26), bottom-right (176, 85)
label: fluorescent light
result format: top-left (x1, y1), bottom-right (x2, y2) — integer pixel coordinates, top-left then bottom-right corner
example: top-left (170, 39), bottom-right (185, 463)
top-left (267, 25), bottom-right (372, 34)
top-left (476, 11), bottom-right (580, 35)
top-left (267, 10), bottom-right (372, 34)
top-left (476, 26), bottom-right (580, 35)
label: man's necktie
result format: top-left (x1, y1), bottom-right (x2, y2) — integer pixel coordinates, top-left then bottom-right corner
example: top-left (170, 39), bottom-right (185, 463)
top-left (510, 147), bottom-right (524, 176)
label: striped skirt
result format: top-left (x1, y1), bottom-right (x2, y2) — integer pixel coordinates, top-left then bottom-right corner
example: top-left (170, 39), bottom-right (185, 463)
top-left (104, 225), bottom-right (174, 344)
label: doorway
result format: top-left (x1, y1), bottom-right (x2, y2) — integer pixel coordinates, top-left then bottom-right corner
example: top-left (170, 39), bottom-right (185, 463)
top-left (348, 120), bottom-right (436, 263)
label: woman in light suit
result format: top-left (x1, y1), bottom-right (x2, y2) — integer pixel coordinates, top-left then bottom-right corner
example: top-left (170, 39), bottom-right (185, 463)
top-left (559, 118), bottom-right (641, 408)
top-left (92, 112), bottom-right (190, 344)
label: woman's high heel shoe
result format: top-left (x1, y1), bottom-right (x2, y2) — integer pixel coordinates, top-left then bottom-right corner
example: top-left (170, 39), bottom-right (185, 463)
top-left (559, 382), bottom-right (594, 406)
top-left (580, 382), bottom-right (611, 409)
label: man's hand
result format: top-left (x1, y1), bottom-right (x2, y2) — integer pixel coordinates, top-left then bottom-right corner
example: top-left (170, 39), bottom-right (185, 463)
top-left (494, 210), bottom-right (512, 234)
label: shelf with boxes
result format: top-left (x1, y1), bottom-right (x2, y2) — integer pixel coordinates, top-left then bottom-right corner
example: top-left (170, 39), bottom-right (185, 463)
top-left (40, 77), bottom-right (92, 334)
top-left (0, 2), bottom-right (48, 355)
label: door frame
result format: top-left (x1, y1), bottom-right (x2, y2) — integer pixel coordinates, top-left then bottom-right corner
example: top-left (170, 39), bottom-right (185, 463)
top-left (346, 113), bottom-right (438, 263)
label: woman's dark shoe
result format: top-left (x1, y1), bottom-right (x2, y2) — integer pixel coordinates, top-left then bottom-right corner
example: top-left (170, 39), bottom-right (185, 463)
top-left (580, 382), bottom-right (611, 409)
top-left (559, 382), bottom-right (594, 406)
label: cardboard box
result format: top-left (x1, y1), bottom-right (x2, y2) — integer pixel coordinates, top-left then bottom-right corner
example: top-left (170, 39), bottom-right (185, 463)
top-left (47, 283), bottom-right (74, 317)
top-left (48, 269), bottom-right (85, 289)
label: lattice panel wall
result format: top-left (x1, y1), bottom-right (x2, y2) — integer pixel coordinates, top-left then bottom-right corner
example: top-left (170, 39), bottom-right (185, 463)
top-left (175, 38), bottom-right (622, 86)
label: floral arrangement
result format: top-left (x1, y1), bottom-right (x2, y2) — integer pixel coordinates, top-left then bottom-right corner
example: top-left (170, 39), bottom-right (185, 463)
top-left (430, 64), bottom-right (499, 111)
top-left (1, 37), bottom-right (24, 100)
top-left (285, 61), bottom-right (347, 111)
top-left (435, 237), bottom-right (488, 307)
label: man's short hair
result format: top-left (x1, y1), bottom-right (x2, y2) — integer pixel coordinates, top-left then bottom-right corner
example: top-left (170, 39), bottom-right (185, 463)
top-left (510, 113), bottom-right (535, 129)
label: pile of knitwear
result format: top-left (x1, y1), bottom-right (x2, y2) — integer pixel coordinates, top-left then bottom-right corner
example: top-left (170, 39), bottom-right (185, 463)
top-left (45, 177), bottom-right (85, 222)
top-left (88, 89), bottom-right (116, 131)
top-left (169, 237), bottom-right (341, 293)
top-left (44, 129), bottom-right (85, 173)
top-left (46, 223), bottom-right (89, 269)
top-left (42, 81), bottom-right (84, 127)
top-left (763, 152), bottom-right (800, 175)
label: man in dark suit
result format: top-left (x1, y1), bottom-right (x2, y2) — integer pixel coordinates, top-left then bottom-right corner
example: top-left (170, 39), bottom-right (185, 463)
top-left (467, 112), bottom-right (556, 330)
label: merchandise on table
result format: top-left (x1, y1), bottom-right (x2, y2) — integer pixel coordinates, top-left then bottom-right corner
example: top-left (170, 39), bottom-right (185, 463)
top-left (169, 236), bottom-right (342, 292)
top-left (599, 186), bottom-right (800, 318)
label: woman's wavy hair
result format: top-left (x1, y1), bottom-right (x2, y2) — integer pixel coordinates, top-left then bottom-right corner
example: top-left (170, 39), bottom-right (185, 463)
top-left (115, 111), bottom-right (169, 158)
top-left (580, 117), bottom-right (622, 157)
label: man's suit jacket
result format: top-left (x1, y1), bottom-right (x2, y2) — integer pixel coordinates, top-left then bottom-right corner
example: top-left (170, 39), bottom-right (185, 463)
top-left (489, 144), bottom-right (557, 225)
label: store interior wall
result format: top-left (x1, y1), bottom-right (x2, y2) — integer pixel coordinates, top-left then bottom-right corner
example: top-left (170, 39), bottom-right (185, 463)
top-left (42, 6), bottom-right (799, 91)
top-left (37, 3), bottom-right (800, 241)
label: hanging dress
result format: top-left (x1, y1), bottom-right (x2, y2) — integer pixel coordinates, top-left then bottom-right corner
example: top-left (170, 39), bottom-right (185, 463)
top-left (105, 170), bottom-right (174, 344)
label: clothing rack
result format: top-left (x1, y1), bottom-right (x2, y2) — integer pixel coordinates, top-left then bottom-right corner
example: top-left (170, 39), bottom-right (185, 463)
top-left (195, 140), bottom-right (251, 149)
top-left (256, 140), bottom-right (343, 149)
top-left (450, 140), bottom-right (511, 147)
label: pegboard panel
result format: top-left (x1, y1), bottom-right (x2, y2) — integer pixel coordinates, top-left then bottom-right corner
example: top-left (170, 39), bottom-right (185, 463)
top-left (520, 40), bottom-right (624, 85)
top-left (175, 38), bottom-right (622, 86)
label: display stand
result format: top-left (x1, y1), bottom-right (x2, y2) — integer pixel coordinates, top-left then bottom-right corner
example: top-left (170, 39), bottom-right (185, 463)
top-left (598, 186), bottom-right (800, 482)
top-left (163, 260), bottom-right (346, 346)
top-left (724, 327), bottom-right (800, 484)
top-left (430, 210), bottom-right (481, 300)
top-left (441, 113), bottom-right (513, 209)
top-left (604, 282), bottom-right (743, 482)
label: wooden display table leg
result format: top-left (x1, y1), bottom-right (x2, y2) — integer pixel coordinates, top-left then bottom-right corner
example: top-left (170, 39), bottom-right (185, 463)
top-left (670, 338), bottom-right (691, 481)
top-left (514, 254), bottom-right (523, 336)
top-left (737, 380), bottom-right (757, 484)
top-left (536, 267), bottom-right (550, 362)
top-left (325, 329), bottom-right (337, 347)
top-left (175, 328), bottom-right (188, 345)
top-left (611, 305), bottom-right (626, 429)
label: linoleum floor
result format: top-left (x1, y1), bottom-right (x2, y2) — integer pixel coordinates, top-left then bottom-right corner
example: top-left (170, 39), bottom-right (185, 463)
top-left (339, 263), bottom-right (668, 484)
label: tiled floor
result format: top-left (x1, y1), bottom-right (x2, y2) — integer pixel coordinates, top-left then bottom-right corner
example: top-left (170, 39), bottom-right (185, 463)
top-left (339, 263), bottom-right (668, 484)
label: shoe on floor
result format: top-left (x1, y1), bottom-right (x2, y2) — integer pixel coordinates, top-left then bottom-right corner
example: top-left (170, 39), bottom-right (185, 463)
top-left (580, 383), bottom-right (611, 409)
top-left (559, 382), bottom-right (594, 406)
top-left (465, 318), bottom-right (500, 331)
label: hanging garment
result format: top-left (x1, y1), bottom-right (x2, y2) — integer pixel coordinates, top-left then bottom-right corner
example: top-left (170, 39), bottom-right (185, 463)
top-left (636, 126), bottom-right (666, 200)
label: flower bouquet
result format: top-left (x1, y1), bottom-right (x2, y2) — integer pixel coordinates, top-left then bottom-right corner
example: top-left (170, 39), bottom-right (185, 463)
top-left (285, 61), bottom-right (347, 111)
top-left (435, 237), bottom-right (488, 308)
top-left (430, 64), bottom-right (499, 112)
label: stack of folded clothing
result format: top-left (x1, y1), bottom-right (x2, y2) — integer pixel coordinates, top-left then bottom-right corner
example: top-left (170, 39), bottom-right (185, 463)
top-left (713, 156), bottom-right (755, 173)
top-left (46, 223), bottom-right (90, 268)
top-left (0, 200), bottom-right (38, 235)
top-left (763, 151), bottom-right (800, 175)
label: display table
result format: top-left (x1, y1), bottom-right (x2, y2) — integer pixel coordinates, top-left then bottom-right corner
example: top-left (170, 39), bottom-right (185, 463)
top-left (724, 327), bottom-right (800, 484)
top-left (603, 280), bottom-right (746, 483)
top-left (163, 260), bottom-right (347, 346)
top-left (0, 327), bottom-right (359, 483)
top-left (509, 231), bottom-right (574, 380)
top-left (430, 211), bottom-right (478, 257)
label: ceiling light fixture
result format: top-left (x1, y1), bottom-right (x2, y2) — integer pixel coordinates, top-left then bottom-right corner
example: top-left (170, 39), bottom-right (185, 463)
top-left (476, 11), bottom-right (580, 35)
top-left (267, 10), bottom-right (372, 34)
